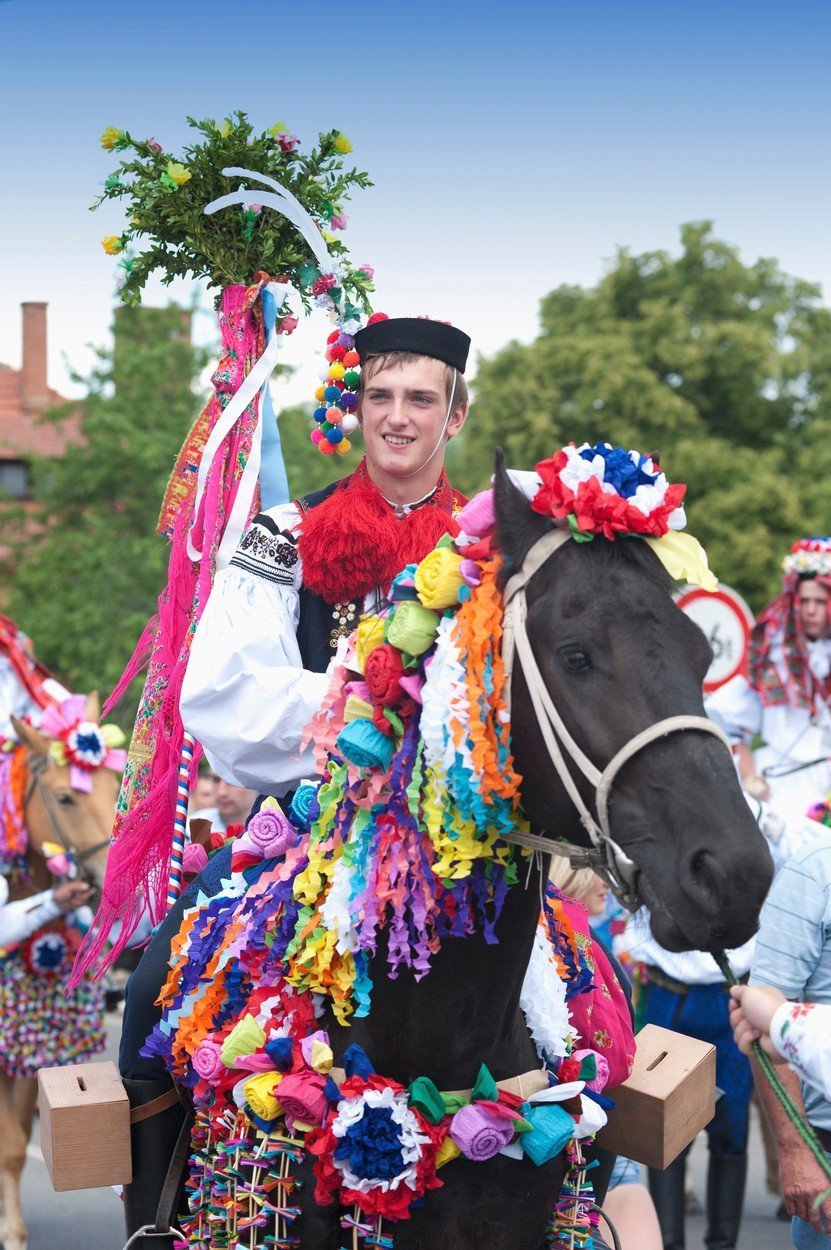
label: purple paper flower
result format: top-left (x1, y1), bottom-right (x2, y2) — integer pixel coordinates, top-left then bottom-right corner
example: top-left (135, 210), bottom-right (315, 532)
top-left (449, 1103), bottom-right (516, 1161)
top-left (246, 808), bottom-right (297, 857)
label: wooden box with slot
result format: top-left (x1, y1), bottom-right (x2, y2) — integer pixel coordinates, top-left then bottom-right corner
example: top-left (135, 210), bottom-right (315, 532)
top-left (595, 1023), bottom-right (717, 1169)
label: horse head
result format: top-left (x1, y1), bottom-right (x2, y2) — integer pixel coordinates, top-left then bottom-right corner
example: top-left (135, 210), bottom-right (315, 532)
top-left (493, 456), bottom-right (773, 954)
top-left (10, 693), bottom-right (119, 891)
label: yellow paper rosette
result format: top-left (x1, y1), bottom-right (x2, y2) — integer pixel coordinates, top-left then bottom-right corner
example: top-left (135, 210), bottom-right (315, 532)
top-left (243, 1071), bottom-right (282, 1120)
top-left (415, 547), bottom-right (465, 610)
top-left (355, 615), bottom-right (386, 670)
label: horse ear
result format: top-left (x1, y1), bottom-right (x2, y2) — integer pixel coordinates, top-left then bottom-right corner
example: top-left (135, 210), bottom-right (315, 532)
top-left (84, 691), bottom-right (101, 723)
top-left (492, 448), bottom-right (554, 576)
top-left (10, 715), bottom-right (51, 758)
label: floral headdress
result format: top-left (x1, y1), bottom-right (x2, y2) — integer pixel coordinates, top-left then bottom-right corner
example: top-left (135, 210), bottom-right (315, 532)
top-left (514, 442), bottom-right (716, 589)
top-left (750, 537), bottom-right (831, 709)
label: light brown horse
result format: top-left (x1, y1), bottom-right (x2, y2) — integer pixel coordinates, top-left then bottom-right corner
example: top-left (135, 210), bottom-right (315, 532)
top-left (0, 694), bottom-right (117, 1250)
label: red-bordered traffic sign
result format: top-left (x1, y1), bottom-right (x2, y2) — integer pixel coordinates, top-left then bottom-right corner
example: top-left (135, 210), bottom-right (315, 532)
top-left (676, 584), bottom-right (755, 693)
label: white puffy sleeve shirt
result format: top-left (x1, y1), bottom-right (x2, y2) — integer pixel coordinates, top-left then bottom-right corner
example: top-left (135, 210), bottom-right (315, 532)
top-left (180, 502), bottom-right (330, 794)
top-left (0, 877), bottom-right (61, 946)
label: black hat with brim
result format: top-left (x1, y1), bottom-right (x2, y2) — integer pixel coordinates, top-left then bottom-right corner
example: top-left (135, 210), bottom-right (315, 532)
top-left (354, 317), bottom-right (470, 374)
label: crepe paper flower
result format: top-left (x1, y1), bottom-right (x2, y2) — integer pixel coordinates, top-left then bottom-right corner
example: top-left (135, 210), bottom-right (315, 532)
top-left (244, 1070), bottom-right (282, 1120)
top-left (532, 443), bottom-right (687, 541)
top-left (344, 695), bottom-right (374, 723)
top-left (645, 530), bottom-right (718, 591)
top-left (356, 614), bottom-right (389, 667)
top-left (518, 1102), bottom-right (575, 1165)
top-left (182, 841), bottom-right (209, 878)
top-left (45, 849), bottom-right (73, 878)
top-left (309, 1074), bottom-right (443, 1221)
top-left (289, 782), bottom-right (317, 826)
top-left (265, 1036), bottom-right (295, 1070)
top-left (217, 118), bottom-right (233, 138)
top-left (192, 1038), bottom-right (225, 1083)
top-left (333, 131), bottom-right (353, 154)
top-left (358, 264), bottom-right (375, 281)
top-left (386, 601), bottom-right (440, 657)
top-left (415, 547), bottom-right (465, 611)
top-left (220, 1013), bottom-right (266, 1066)
top-left (364, 644), bottom-right (406, 706)
top-left (301, 1032), bottom-right (334, 1074)
top-left (311, 273), bottom-right (337, 297)
top-left (456, 490), bottom-right (496, 543)
top-left (24, 928), bottom-right (73, 976)
top-left (280, 314), bottom-right (299, 335)
top-left (101, 235), bottom-right (124, 256)
top-left (330, 211), bottom-right (348, 231)
top-left (336, 719), bottom-right (396, 772)
top-left (164, 160), bottom-right (192, 187)
top-left (276, 1069), bottom-right (329, 1131)
top-left (571, 1048), bottom-right (609, 1092)
top-left (146, 138), bottom-right (162, 152)
top-left (268, 122), bottom-right (300, 153)
top-left (40, 695), bottom-right (127, 793)
top-left (436, 1135), bottom-right (461, 1168)
top-left (100, 125), bottom-right (124, 150)
top-left (246, 798), bottom-right (297, 856)
top-left (449, 1102), bottom-right (517, 1161)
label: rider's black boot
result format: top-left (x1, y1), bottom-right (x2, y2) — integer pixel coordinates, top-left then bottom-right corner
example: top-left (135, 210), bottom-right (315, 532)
top-left (122, 1077), bottom-right (189, 1249)
top-left (648, 1151), bottom-right (688, 1250)
top-left (704, 1153), bottom-right (747, 1250)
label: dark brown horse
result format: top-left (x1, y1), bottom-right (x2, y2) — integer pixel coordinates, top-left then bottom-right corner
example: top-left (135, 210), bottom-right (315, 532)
top-left (294, 459), bottom-right (773, 1249)
top-left (124, 458), bottom-right (773, 1250)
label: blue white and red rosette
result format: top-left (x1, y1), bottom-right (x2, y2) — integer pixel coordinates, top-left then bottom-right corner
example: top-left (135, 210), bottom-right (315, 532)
top-left (531, 443), bottom-right (687, 541)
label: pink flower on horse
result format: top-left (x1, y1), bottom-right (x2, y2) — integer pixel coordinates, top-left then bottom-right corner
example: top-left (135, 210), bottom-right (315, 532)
top-left (39, 695), bottom-right (126, 794)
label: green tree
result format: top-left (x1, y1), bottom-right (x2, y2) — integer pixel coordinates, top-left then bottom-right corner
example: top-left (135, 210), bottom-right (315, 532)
top-left (452, 222), bottom-right (831, 608)
top-left (7, 305), bottom-right (204, 724)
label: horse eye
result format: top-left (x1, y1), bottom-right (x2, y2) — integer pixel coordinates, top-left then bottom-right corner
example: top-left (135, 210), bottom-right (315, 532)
top-left (560, 648), bottom-right (590, 673)
top-left (56, 793), bottom-right (76, 807)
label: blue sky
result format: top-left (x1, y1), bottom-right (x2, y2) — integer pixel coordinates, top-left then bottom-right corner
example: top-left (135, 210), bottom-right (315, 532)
top-left (1, 0), bottom-right (829, 406)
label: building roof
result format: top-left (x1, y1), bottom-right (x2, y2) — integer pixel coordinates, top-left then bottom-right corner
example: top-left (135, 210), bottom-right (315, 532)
top-left (0, 362), bottom-right (81, 461)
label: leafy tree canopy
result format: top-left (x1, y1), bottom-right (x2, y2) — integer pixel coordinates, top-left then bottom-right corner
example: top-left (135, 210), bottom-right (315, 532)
top-left (450, 221), bottom-right (831, 607)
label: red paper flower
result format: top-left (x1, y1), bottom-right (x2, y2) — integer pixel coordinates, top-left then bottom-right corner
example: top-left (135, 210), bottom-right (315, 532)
top-left (364, 644), bottom-right (406, 706)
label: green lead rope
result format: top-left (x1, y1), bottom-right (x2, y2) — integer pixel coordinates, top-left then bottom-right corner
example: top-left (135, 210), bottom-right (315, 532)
top-left (713, 950), bottom-right (831, 1195)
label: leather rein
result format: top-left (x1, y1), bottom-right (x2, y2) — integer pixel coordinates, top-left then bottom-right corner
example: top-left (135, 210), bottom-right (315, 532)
top-left (22, 754), bottom-right (109, 890)
top-left (498, 529), bottom-right (731, 909)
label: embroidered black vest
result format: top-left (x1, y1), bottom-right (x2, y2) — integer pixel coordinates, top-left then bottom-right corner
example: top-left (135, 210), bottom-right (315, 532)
top-left (295, 484), bottom-right (360, 674)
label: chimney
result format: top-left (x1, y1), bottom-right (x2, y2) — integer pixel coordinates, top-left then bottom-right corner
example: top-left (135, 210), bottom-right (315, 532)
top-left (21, 301), bottom-right (49, 410)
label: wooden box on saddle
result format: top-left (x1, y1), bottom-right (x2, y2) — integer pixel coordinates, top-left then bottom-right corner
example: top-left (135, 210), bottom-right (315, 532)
top-left (595, 1024), bottom-right (716, 1170)
top-left (38, 1061), bottom-right (132, 1190)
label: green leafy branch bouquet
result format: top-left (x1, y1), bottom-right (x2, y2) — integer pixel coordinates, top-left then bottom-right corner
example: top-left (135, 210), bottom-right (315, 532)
top-left (95, 112), bottom-right (375, 318)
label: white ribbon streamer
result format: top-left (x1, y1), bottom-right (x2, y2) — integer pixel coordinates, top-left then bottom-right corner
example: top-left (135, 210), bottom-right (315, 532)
top-left (188, 169), bottom-right (341, 566)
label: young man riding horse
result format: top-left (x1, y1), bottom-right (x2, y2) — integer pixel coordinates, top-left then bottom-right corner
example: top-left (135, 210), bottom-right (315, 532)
top-left (119, 316), bottom-right (475, 1242)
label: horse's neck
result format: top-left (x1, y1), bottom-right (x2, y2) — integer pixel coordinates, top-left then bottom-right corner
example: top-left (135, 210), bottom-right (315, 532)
top-left (340, 858), bottom-right (546, 1089)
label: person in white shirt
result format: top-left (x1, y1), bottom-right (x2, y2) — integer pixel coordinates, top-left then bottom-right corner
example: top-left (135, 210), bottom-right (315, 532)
top-left (707, 538), bottom-right (831, 853)
top-left (0, 877), bottom-right (93, 949)
top-left (729, 985), bottom-right (831, 1102)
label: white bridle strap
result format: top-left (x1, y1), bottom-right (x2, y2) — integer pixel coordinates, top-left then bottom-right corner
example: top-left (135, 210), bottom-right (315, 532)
top-left (499, 529), bottom-right (731, 897)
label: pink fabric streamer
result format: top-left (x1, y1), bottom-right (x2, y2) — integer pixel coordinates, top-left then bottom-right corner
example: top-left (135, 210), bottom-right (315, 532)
top-left (71, 283), bottom-right (266, 984)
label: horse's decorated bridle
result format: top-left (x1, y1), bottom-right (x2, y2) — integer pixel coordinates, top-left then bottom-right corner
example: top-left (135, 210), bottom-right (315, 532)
top-left (499, 529), bottom-right (731, 909)
top-left (23, 754), bottom-right (110, 890)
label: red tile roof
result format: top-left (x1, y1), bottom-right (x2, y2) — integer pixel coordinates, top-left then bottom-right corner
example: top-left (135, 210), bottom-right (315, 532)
top-left (0, 363), bottom-right (81, 460)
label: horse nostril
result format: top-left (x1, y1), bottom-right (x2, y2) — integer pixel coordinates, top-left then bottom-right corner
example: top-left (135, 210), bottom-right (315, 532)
top-left (680, 848), bottom-right (723, 916)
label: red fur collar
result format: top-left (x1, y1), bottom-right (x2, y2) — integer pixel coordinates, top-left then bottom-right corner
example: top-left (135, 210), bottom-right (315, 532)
top-left (297, 466), bottom-right (466, 605)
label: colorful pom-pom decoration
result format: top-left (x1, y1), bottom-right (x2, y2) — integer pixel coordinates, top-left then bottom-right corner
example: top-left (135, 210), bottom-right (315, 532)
top-left (308, 311), bottom-right (387, 457)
